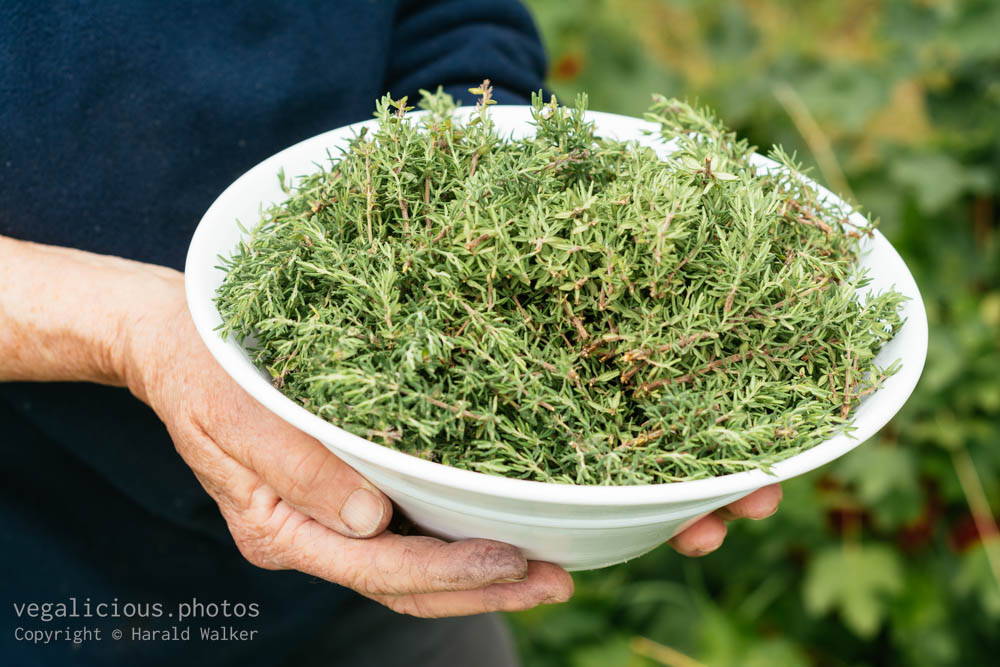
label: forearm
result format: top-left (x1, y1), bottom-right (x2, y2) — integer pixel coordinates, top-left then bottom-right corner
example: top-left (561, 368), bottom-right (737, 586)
top-left (0, 235), bottom-right (182, 386)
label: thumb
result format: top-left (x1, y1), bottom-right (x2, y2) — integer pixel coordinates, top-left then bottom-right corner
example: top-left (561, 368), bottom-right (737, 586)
top-left (227, 404), bottom-right (394, 538)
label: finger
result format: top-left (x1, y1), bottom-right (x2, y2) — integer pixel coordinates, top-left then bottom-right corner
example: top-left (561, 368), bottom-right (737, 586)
top-left (201, 384), bottom-right (393, 539)
top-left (264, 513), bottom-right (533, 596)
top-left (165, 417), bottom-right (268, 517)
top-left (668, 514), bottom-right (727, 557)
top-left (372, 561), bottom-right (574, 618)
top-left (715, 484), bottom-right (783, 521)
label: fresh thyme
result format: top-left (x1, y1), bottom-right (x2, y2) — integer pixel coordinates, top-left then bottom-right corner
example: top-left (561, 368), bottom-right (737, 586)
top-left (215, 83), bottom-right (904, 485)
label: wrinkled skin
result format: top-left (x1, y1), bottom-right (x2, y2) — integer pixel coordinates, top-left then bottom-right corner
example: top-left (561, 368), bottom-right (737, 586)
top-left (1, 237), bottom-right (782, 618)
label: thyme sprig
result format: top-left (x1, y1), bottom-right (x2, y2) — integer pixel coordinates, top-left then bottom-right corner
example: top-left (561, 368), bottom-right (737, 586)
top-left (216, 85), bottom-right (904, 485)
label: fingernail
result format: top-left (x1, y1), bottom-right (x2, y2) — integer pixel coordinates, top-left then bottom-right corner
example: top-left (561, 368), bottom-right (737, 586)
top-left (339, 488), bottom-right (385, 537)
top-left (754, 505), bottom-right (779, 520)
top-left (495, 575), bottom-right (528, 584)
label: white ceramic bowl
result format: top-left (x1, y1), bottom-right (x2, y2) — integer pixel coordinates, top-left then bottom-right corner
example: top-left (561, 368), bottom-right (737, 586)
top-left (186, 107), bottom-right (928, 570)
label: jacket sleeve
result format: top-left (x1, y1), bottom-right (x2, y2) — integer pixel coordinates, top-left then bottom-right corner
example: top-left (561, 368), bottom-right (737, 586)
top-left (385, 0), bottom-right (548, 106)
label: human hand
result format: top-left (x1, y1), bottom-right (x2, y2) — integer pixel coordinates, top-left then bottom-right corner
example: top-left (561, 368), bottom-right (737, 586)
top-left (122, 277), bottom-right (573, 618)
top-left (120, 273), bottom-right (780, 613)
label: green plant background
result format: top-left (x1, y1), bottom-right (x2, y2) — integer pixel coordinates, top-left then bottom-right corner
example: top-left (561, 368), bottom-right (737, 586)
top-left (509, 1), bottom-right (1000, 665)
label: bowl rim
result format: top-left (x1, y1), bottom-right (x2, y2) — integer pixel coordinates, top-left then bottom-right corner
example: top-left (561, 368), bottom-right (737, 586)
top-left (185, 106), bottom-right (928, 507)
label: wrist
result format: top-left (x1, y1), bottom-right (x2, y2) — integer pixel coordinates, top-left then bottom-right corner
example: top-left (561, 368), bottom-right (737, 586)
top-left (0, 235), bottom-right (185, 390)
top-left (115, 266), bottom-right (188, 406)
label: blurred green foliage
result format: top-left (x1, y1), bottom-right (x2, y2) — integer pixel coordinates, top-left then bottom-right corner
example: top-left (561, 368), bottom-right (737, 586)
top-left (511, 1), bottom-right (1000, 664)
